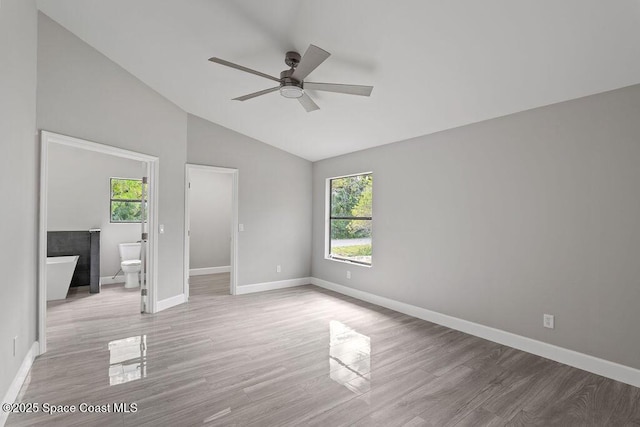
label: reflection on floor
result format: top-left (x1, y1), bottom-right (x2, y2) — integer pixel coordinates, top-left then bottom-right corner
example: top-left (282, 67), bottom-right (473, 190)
top-left (8, 273), bottom-right (640, 426)
top-left (329, 320), bottom-right (371, 395)
top-left (108, 335), bottom-right (147, 386)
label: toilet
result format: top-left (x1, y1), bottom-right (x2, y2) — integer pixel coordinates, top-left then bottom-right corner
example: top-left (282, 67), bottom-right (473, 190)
top-left (118, 243), bottom-right (141, 288)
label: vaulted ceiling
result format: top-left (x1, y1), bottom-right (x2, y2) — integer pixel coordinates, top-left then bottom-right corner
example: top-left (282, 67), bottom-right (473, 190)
top-left (37, 0), bottom-right (640, 161)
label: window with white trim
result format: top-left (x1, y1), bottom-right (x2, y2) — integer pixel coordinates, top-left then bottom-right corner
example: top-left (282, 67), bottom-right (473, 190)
top-left (328, 173), bottom-right (372, 265)
top-left (110, 178), bottom-right (143, 223)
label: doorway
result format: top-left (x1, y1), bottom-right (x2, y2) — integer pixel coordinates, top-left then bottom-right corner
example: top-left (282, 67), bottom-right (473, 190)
top-left (184, 164), bottom-right (238, 298)
top-left (38, 131), bottom-right (159, 355)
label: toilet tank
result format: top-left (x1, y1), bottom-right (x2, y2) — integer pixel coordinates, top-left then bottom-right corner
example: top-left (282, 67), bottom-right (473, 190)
top-left (118, 243), bottom-right (141, 261)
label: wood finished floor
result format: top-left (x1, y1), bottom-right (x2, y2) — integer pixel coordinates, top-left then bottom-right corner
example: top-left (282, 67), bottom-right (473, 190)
top-left (7, 274), bottom-right (640, 426)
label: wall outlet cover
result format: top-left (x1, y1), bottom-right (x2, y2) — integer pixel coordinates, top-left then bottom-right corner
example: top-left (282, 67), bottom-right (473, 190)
top-left (543, 314), bottom-right (555, 329)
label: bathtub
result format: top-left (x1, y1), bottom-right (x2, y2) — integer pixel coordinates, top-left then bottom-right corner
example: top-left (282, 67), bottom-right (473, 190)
top-left (47, 255), bottom-right (79, 301)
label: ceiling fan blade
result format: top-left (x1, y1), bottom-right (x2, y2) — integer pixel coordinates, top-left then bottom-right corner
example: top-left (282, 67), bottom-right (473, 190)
top-left (291, 45), bottom-right (330, 81)
top-left (298, 92), bottom-right (320, 112)
top-left (208, 57), bottom-right (280, 82)
top-left (304, 82), bottom-right (373, 97)
top-left (233, 87), bottom-right (280, 101)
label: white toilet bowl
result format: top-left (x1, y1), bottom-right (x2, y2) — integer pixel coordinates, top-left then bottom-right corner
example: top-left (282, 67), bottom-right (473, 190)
top-left (121, 259), bottom-right (141, 288)
top-left (118, 243), bottom-right (141, 288)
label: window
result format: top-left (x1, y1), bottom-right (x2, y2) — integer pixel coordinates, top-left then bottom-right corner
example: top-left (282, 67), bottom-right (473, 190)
top-left (110, 178), bottom-right (143, 223)
top-left (328, 173), bottom-right (372, 265)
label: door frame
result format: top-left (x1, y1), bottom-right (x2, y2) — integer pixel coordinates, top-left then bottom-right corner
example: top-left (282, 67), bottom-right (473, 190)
top-left (184, 164), bottom-right (239, 298)
top-left (39, 131), bottom-right (160, 355)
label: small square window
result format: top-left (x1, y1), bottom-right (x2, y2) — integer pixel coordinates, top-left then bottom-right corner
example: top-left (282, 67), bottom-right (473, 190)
top-left (110, 178), bottom-right (143, 223)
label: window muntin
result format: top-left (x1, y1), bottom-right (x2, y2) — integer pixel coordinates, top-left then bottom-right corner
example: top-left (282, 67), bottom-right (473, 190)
top-left (328, 173), bottom-right (372, 265)
top-left (110, 178), bottom-right (143, 223)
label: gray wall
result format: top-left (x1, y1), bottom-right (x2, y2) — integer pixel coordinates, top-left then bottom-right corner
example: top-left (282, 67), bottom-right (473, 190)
top-left (0, 0), bottom-right (38, 403)
top-left (37, 13), bottom-right (187, 300)
top-left (187, 115), bottom-right (312, 286)
top-left (312, 84), bottom-right (640, 370)
top-left (189, 169), bottom-right (232, 270)
top-left (47, 143), bottom-right (143, 277)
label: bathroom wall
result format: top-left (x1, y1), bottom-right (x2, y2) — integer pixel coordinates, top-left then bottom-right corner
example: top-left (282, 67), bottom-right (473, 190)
top-left (187, 114), bottom-right (313, 286)
top-left (189, 169), bottom-right (232, 271)
top-left (0, 0), bottom-right (38, 413)
top-left (312, 84), bottom-right (640, 370)
top-left (47, 143), bottom-right (144, 279)
top-left (37, 13), bottom-right (187, 300)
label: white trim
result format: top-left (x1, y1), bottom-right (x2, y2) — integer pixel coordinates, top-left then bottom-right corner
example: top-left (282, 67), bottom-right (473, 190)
top-left (324, 256), bottom-right (373, 268)
top-left (100, 276), bottom-right (123, 285)
top-left (147, 158), bottom-right (160, 313)
top-left (156, 294), bottom-right (186, 312)
top-left (39, 131), bottom-right (160, 355)
top-left (184, 164), bottom-right (239, 301)
top-left (100, 274), bottom-right (147, 285)
top-left (236, 278), bottom-right (311, 295)
top-left (42, 131), bottom-right (158, 161)
top-left (1, 341), bottom-right (39, 427)
top-left (230, 170), bottom-right (239, 296)
top-left (38, 133), bottom-right (48, 355)
top-left (324, 171), bottom-right (374, 266)
top-left (310, 277), bottom-right (640, 389)
top-left (189, 266), bottom-right (231, 276)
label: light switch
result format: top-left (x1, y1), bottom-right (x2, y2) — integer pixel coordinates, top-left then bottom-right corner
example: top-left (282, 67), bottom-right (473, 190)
top-left (239, 224), bottom-right (244, 232)
top-left (159, 224), bottom-right (165, 234)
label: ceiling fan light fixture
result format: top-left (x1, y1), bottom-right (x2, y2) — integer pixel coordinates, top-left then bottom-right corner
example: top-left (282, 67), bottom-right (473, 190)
top-left (280, 85), bottom-right (304, 99)
top-left (209, 44), bottom-right (374, 112)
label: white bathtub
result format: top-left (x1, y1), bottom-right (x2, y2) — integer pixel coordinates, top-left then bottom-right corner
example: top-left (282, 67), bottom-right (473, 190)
top-left (47, 255), bottom-right (79, 301)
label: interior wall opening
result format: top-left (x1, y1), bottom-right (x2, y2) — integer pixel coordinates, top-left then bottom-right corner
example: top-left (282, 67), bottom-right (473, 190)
top-left (184, 164), bottom-right (238, 298)
top-left (39, 131), bottom-right (159, 354)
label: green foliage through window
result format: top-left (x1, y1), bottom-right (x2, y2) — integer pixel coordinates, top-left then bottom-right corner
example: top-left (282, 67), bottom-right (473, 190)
top-left (329, 173), bottom-right (372, 265)
top-left (110, 178), bottom-right (144, 223)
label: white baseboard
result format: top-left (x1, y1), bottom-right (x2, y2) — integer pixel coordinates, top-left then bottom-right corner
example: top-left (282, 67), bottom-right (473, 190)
top-left (236, 277), bottom-right (311, 295)
top-left (1, 341), bottom-right (39, 427)
top-left (156, 294), bottom-right (186, 312)
top-left (100, 275), bottom-right (124, 285)
top-left (189, 266), bottom-right (230, 276)
top-left (101, 274), bottom-right (148, 286)
top-left (310, 277), bottom-right (640, 389)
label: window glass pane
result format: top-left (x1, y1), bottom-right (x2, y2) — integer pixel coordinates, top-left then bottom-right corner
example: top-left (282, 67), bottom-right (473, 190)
top-left (111, 201), bottom-right (142, 222)
top-left (330, 174), bottom-right (372, 218)
top-left (111, 179), bottom-right (142, 200)
top-left (330, 219), bottom-right (372, 264)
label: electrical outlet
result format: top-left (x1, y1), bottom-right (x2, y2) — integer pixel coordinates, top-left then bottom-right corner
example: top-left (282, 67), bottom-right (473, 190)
top-left (276, 265), bottom-right (281, 273)
top-left (543, 314), bottom-right (554, 329)
top-left (346, 271), bottom-right (351, 279)
top-left (13, 336), bottom-right (17, 356)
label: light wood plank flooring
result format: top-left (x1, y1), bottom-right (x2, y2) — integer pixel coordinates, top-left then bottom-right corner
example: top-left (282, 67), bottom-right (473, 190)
top-left (7, 274), bottom-right (640, 426)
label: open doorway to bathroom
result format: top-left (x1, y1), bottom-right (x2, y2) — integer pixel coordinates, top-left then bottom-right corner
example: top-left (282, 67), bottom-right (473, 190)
top-left (38, 131), bottom-right (159, 355)
top-left (184, 164), bottom-right (238, 299)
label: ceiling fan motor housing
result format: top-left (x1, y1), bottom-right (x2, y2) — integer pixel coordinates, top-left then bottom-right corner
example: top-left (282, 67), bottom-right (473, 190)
top-left (279, 69), bottom-right (304, 98)
top-left (284, 51), bottom-right (301, 68)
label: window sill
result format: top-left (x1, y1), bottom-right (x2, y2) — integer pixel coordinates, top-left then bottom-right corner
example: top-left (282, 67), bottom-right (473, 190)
top-left (325, 256), bottom-right (372, 268)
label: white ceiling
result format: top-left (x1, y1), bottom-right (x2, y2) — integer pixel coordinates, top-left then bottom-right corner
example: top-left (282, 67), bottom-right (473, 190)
top-left (37, 0), bottom-right (640, 161)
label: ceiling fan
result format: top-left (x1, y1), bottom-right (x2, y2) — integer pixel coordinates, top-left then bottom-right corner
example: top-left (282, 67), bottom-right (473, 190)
top-left (208, 44), bottom-right (373, 112)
